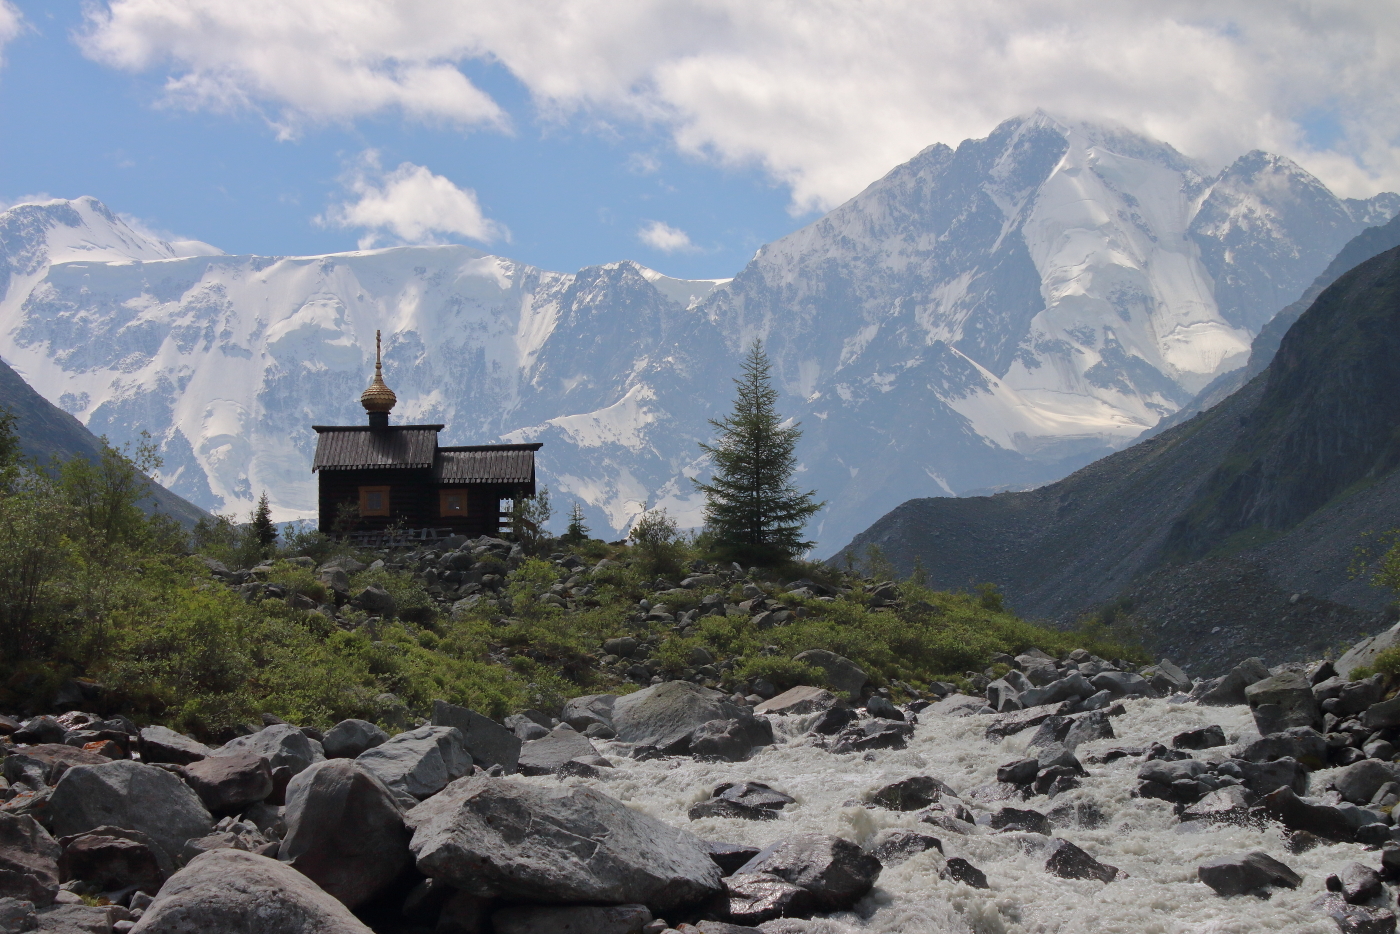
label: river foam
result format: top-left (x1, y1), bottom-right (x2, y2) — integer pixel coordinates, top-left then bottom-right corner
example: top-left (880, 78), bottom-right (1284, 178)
top-left (519, 697), bottom-right (1375, 933)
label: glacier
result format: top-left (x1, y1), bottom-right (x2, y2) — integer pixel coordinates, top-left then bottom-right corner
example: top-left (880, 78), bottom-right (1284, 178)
top-left (1, 113), bottom-right (1395, 552)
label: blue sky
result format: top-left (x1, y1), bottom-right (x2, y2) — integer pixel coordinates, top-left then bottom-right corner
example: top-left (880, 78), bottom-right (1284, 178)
top-left (0, 3), bottom-right (813, 279)
top-left (1, 1), bottom-right (1396, 281)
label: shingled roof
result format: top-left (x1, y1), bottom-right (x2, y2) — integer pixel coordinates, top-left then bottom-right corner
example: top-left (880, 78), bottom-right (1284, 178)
top-left (311, 426), bottom-right (443, 471)
top-left (435, 444), bottom-right (541, 485)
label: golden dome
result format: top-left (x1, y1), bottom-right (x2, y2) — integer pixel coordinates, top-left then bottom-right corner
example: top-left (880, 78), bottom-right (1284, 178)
top-left (361, 330), bottom-right (397, 414)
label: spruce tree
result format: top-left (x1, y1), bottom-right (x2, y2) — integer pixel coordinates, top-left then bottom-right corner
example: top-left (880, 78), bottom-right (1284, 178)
top-left (251, 491), bottom-right (278, 554)
top-left (563, 501), bottom-right (590, 545)
top-left (694, 340), bottom-right (824, 565)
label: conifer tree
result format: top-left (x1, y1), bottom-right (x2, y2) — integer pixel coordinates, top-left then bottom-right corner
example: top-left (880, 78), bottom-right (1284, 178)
top-left (563, 501), bottom-right (590, 545)
top-left (251, 491), bottom-right (278, 554)
top-left (694, 340), bottom-right (824, 565)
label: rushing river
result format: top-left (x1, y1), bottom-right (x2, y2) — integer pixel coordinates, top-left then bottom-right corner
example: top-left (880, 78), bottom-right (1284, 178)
top-left (518, 697), bottom-right (1376, 934)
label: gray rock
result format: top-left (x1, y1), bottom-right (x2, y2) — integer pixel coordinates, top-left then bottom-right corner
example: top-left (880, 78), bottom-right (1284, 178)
top-left (1089, 671), bottom-right (1155, 698)
top-left (1043, 838), bottom-right (1119, 883)
top-left (492, 904), bottom-right (652, 934)
top-left (1172, 725), bottom-right (1226, 750)
top-left (1237, 758), bottom-right (1309, 796)
top-left (1193, 658), bottom-right (1271, 706)
top-left (48, 761), bottom-right (212, 874)
top-left (1332, 759), bottom-right (1400, 806)
top-left (1261, 787), bottom-right (1356, 842)
top-left (1018, 673), bottom-right (1095, 709)
top-left (602, 638), bottom-right (638, 659)
top-left (990, 807), bottom-right (1051, 835)
top-left (1245, 671), bottom-right (1323, 734)
top-left (11, 720), bottom-right (64, 747)
top-left (754, 688), bottom-right (841, 717)
top-left (865, 829), bottom-right (941, 866)
top-left (1311, 893), bottom-right (1397, 934)
top-left (213, 725), bottom-right (322, 777)
top-left (868, 776), bottom-right (956, 812)
top-left (431, 701), bottom-right (522, 774)
top-left (56, 826), bottom-right (166, 896)
top-left (1062, 711), bottom-right (1115, 749)
top-left (279, 760), bottom-right (411, 910)
top-left (689, 718), bottom-right (773, 762)
top-left (28, 904), bottom-right (114, 932)
top-left (181, 753), bottom-right (273, 815)
top-left (320, 720), bottom-right (389, 760)
top-left (611, 683), bottom-right (750, 755)
top-left (1334, 675), bottom-right (1387, 716)
top-left (706, 842), bottom-right (762, 876)
top-left (941, 856), bottom-right (989, 888)
top-left (1137, 758), bottom-right (1208, 786)
top-left (790, 651), bottom-right (867, 697)
top-left (0, 897), bottom-right (36, 932)
top-left (722, 873), bottom-right (813, 925)
top-left (1362, 695), bottom-right (1400, 731)
top-left (354, 726), bottom-right (472, 802)
top-left (1179, 786), bottom-right (1256, 824)
top-left (1337, 621), bottom-right (1400, 680)
top-left (354, 585), bottom-right (396, 618)
top-left (1235, 727), bottom-right (1327, 767)
top-left (136, 728), bottom-right (210, 767)
top-left (407, 776), bottom-right (723, 912)
top-left (128, 849), bottom-right (373, 933)
top-left (1328, 862), bottom-right (1385, 905)
top-left (997, 758), bottom-right (1039, 786)
top-left (1150, 659), bottom-right (1193, 694)
top-left (0, 814), bottom-right (59, 907)
top-left (829, 719), bottom-right (914, 754)
top-left (1198, 851), bottom-right (1301, 896)
top-left (517, 730), bottom-right (599, 776)
top-left (735, 834), bottom-right (880, 911)
top-left (864, 696), bottom-right (903, 721)
top-left (561, 695), bottom-right (618, 732)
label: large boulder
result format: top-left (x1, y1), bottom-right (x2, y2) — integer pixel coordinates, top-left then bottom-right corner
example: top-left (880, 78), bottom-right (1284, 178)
top-left (1331, 759), bottom-right (1400, 806)
top-left (1199, 852), bottom-right (1301, 897)
top-left (355, 726), bottom-right (472, 803)
top-left (137, 727), bottom-right (211, 766)
top-left (181, 753), bottom-right (273, 815)
top-left (1261, 787), bottom-right (1356, 842)
top-left (0, 813), bottom-right (60, 906)
top-left (57, 826), bottom-right (166, 896)
top-left (128, 849), bottom-right (373, 933)
top-left (734, 834), bottom-right (880, 912)
top-left (561, 695), bottom-right (618, 732)
top-left (407, 776), bottom-right (723, 912)
top-left (2, 746), bottom-right (108, 787)
top-left (320, 720), bottom-right (388, 760)
top-left (611, 683), bottom-right (749, 755)
top-left (791, 651), bottom-right (867, 697)
top-left (722, 873), bottom-right (813, 925)
top-left (517, 729), bottom-right (599, 776)
top-left (689, 718), bottom-right (773, 762)
top-left (1337, 621), bottom-right (1400, 679)
top-left (48, 761), bottom-right (213, 873)
top-left (1193, 658), bottom-right (1270, 706)
top-left (279, 760), bottom-right (412, 910)
top-left (212, 725), bottom-right (321, 777)
top-left (1245, 672), bottom-right (1323, 734)
top-left (754, 687), bottom-right (842, 717)
top-left (430, 701), bottom-right (522, 774)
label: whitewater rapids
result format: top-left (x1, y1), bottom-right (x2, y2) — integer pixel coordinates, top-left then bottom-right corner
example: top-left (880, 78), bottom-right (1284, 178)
top-left (520, 697), bottom-right (1372, 933)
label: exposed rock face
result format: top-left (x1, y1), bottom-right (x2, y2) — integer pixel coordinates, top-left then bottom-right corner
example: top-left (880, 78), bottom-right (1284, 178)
top-left (753, 687), bottom-right (841, 717)
top-left (57, 826), bottom-right (166, 896)
top-left (407, 776), bottom-right (723, 912)
top-left (722, 872), bottom-right (813, 925)
top-left (278, 760), bottom-right (412, 910)
top-left (1244, 671), bottom-right (1322, 734)
top-left (48, 761), bottom-right (213, 873)
top-left (0, 814), bottom-right (60, 906)
top-left (213, 725), bottom-right (322, 777)
top-left (128, 849), bottom-right (374, 933)
top-left (790, 651), bottom-right (867, 697)
top-left (517, 729), bottom-right (599, 776)
top-left (136, 727), bottom-right (211, 766)
top-left (354, 726), bottom-right (472, 803)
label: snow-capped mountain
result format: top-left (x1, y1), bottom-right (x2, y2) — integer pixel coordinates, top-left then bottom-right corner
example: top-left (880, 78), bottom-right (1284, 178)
top-left (2, 114), bottom-right (1395, 552)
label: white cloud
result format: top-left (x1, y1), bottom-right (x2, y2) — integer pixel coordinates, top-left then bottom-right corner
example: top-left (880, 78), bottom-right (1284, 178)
top-left (638, 220), bottom-right (695, 253)
top-left (79, 1), bottom-right (1400, 203)
top-left (0, 2), bottom-right (23, 64)
top-left (320, 153), bottom-right (507, 247)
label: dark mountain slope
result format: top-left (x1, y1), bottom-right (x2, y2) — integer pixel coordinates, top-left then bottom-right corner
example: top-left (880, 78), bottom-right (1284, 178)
top-left (836, 246), bottom-right (1400, 675)
top-left (1, 356), bottom-right (209, 527)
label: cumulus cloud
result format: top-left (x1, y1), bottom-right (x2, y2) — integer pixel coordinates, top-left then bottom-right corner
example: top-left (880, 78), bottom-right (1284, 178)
top-left (320, 154), bottom-right (507, 248)
top-left (638, 220), bottom-right (695, 253)
top-left (79, 1), bottom-right (1400, 202)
